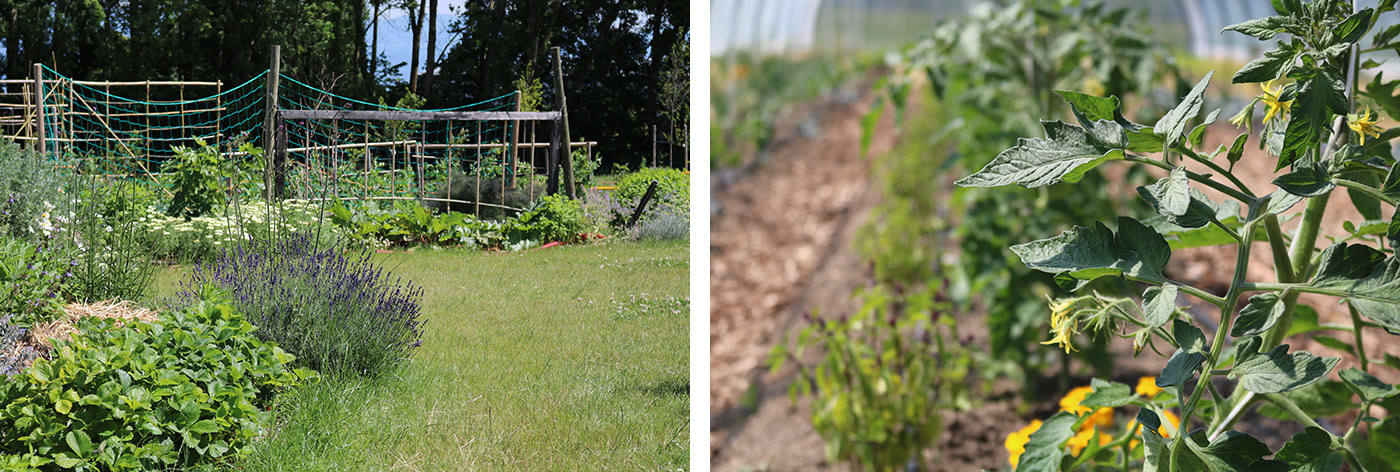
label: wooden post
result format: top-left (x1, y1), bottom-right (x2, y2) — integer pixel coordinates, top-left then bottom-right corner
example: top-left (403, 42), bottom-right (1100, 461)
top-left (33, 64), bottom-right (45, 158)
top-left (551, 47), bottom-right (575, 198)
top-left (508, 93), bottom-right (521, 188)
top-left (262, 45), bottom-right (281, 199)
top-left (652, 124), bottom-right (657, 168)
top-left (273, 113), bottom-right (287, 199)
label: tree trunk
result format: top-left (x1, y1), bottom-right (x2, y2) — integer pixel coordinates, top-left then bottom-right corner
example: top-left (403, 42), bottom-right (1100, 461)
top-left (421, 0), bottom-right (437, 97)
top-left (371, 1), bottom-right (380, 78)
top-left (408, 0), bottom-right (423, 94)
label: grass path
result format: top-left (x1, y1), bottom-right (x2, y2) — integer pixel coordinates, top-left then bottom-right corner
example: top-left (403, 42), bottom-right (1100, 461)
top-left (151, 240), bottom-right (689, 471)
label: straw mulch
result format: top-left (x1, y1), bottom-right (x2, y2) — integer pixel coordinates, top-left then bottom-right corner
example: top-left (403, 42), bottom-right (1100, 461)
top-left (25, 299), bottom-right (160, 353)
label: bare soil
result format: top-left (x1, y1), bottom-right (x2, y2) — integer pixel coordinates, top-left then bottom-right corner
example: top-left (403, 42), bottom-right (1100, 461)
top-left (709, 87), bottom-right (1400, 470)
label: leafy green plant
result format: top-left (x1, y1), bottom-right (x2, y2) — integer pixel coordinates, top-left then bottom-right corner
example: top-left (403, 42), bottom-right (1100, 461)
top-left (165, 140), bottom-right (229, 219)
top-left (0, 287), bottom-right (314, 471)
top-left (616, 167), bottom-right (689, 208)
top-left (330, 200), bottom-right (506, 249)
top-left (507, 194), bottom-right (586, 244)
top-left (0, 237), bottom-right (74, 327)
top-left (0, 143), bottom-right (69, 240)
top-left (865, 0), bottom-right (1177, 390)
top-left (769, 280), bottom-right (966, 471)
top-left (572, 147), bottom-right (600, 191)
top-left (964, 1), bottom-right (1400, 469)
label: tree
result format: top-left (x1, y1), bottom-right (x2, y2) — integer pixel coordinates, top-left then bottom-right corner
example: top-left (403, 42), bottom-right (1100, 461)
top-left (657, 29), bottom-right (689, 166)
top-left (405, 0), bottom-right (423, 93)
top-left (420, 0), bottom-right (438, 97)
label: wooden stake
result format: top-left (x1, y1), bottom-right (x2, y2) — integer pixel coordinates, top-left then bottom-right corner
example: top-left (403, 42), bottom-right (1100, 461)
top-left (262, 45), bottom-right (281, 199)
top-left (33, 64), bottom-right (45, 158)
top-left (552, 47), bottom-right (575, 198)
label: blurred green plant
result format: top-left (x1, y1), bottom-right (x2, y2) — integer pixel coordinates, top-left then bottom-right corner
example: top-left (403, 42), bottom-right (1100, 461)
top-left (770, 280), bottom-right (965, 472)
top-left (862, 0), bottom-right (1178, 391)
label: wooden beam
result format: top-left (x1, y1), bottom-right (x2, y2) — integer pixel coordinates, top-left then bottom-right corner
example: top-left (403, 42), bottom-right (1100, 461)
top-left (279, 109), bottom-right (560, 122)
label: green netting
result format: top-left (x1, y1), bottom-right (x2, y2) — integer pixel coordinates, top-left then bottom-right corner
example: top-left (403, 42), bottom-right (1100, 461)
top-left (27, 66), bottom-right (550, 213)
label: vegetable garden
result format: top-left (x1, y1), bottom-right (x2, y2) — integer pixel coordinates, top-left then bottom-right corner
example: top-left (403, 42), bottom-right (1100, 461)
top-left (711, 0), bottom-right (1400, 471)
top-left (0, 46), bottom-right (691, 470)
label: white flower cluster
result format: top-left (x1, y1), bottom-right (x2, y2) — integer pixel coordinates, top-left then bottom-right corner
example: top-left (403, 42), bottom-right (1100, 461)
top-left (137, 201), bottom-right (333, 256)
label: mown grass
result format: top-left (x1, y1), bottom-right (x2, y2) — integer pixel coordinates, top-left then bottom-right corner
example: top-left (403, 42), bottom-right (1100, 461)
top-left (149, 240), bottom-right (690, 471)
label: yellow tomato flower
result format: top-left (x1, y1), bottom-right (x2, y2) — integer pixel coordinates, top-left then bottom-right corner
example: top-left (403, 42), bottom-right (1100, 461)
top-left (1006, 420), bottom-right (1043, 469)
top-left (1042, 297), bottom-right (1080, 353)
top-left (1159, 410), bottom-right (1181, 438)
top-left (1060, 386), bottom-right (1094, 415)
top-left (1136, 376), bottom-right (1162, 398)
top-left (1260, 79), bottom-right (1292, 124)
top-left (1348, 106), bottom-right (1384, 144)
top-left (1060, 385), bottom-right (1115, 429)
top-left (1067, 427), bottom-right (1112, 456)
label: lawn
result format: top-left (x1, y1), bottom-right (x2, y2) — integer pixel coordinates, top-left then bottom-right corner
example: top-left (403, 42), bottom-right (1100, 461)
top-left (148, 240), bottom-right (690, 471)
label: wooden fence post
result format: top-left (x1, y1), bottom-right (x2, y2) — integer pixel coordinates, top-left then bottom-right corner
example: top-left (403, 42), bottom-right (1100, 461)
top-left (262, 45), bottom-right (281, 199)
top-left (32, 64), bottom-right (45, 158)
top-left (552, 47), bottom-right (575, 198)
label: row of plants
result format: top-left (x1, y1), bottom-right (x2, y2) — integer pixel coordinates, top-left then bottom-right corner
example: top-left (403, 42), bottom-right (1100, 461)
top-left (772, 0), bottom-right (1400, 470)
top-left (769, 1), bottom-right (1182, 470)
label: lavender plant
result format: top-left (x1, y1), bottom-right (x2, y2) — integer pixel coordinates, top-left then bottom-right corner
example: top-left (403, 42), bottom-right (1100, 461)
top-left (172, 232), bottom-right (425, 377)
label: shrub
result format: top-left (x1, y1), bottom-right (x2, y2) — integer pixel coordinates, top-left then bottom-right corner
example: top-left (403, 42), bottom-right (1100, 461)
top-left (172, 232), bottom-right (425, 376)
top-left (615, 167), bottom-right (689, 208)
top-left (508, 194), bottom-right (586, 243)
top-left (427, 169), bottom-right (545, 219)
top-left (165, 140), bottom-right (227, 219)
top-left (0, 143), bottom-right (69, 240)
top-left (0, 288), bottom-right (313, 471)
top-left (571, 147), bottom-right (600, 192)
top-left (0, 237), bottom-right (75, 327)
top-left (634, 207), bottom-right (689, 241)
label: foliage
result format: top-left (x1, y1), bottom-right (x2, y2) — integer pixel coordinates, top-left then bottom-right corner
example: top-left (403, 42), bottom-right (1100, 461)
top-left (0, 288), bottom-right (314, 471)
top-left (0, 143), bottom-right (69, 240)
top-left (172, 232), bottom-right (425, 376)
top-left (616, 167), bottom-right (689, 208)
top-left (0, 237), bottom-right (74, 328)
top-left (1005, 378), bottom-right (1180, 470)
top-left (769, 281), bottom-right (966, 471)
top-left (966, 1), bottom-right (1400, 469)
top-left (0, 315), bottom-right (43, 379)
top-left (139, 200), bottom-right (336, 263)
top-left (164, 139), bottom-right (261, 219)
top-left (65, 178), bottom-right (158, 303)
top-left (433, 0), bottom-right (686, 172)
top-left (865, 0), bottom-right (1176, 389)
top-left (165, 140), bottom-right (224, 219)
top-left (330, 200), bottom-right (506, 249)
top-left (507, 194), bottom-right (586, 244)
top-left (572, 147), bottom-right (600, 192)
top-left (633, 208), bottom-right (689, 241)
top-left (426, 168), bottom-right (544, 219)
top-left (513, 64), bottom-right (545, 112)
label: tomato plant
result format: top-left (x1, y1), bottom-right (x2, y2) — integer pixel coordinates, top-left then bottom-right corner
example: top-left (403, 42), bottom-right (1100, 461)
top-left (965, 0), bottom-right (1400, 469)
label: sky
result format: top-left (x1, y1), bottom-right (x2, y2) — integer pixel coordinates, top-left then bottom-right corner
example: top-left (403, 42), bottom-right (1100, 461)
top-left (374, 0), bottom-right (463, 80)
